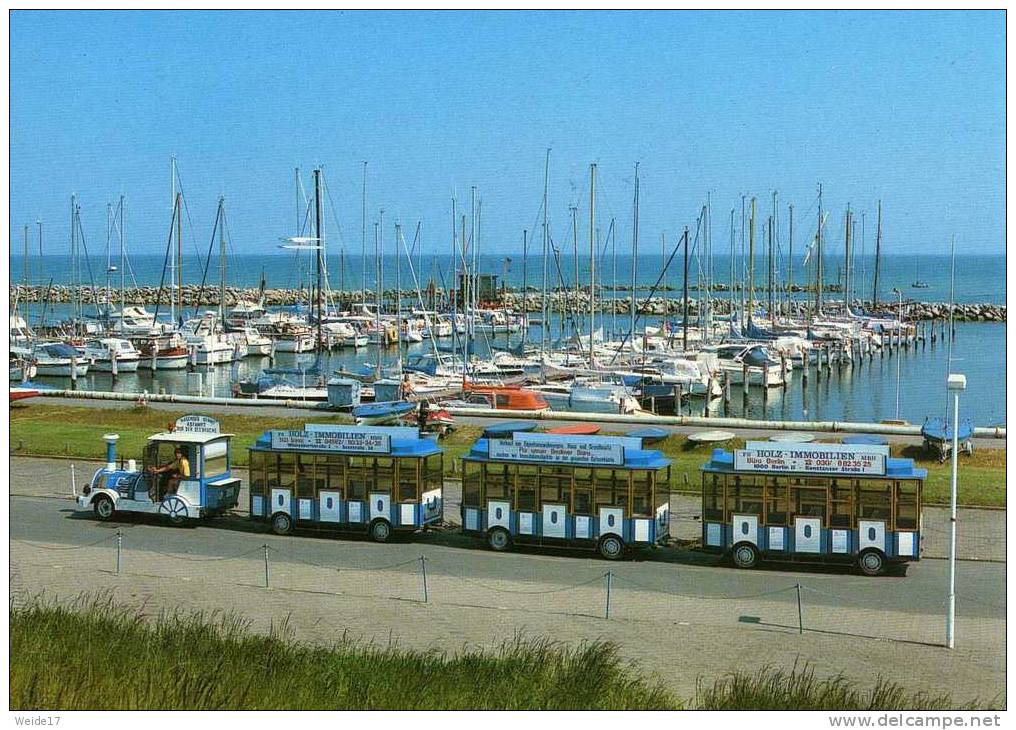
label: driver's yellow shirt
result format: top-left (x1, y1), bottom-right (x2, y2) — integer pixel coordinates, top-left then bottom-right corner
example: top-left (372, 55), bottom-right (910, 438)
top-left (174, 457), bottom-right (191, 477)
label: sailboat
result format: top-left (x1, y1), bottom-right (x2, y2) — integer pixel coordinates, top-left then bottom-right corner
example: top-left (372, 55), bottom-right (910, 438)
top-left (911, 254), bottom-right (929, 289)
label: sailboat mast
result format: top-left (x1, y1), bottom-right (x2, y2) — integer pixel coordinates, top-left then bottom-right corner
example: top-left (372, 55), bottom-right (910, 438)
top-left (629, 163), bottom-right (639, 352)
top-left (588, 162), bottom-right (596, 364)
top-left (374, 219), bottom-right (381, 377)
top-left (176, 191), bottom-right (183, 321)
top-left (747, 197), bottom-right (755, 327)
top-left (844, 204), bottom-right (852, 313)
top-left (119, 196), bottom-right (125, 331)
top-left (816, 183), bottom-right (824, 315)
top-left (570, 205), bottom-right (578, 338)
top-left (522, 229), bottom-right (528, 347)
top-left (218, 197), bottom-right (227, 327)
top-left (314, 169), bottom-right (324, 353)
top-left (540, 149), bottom-right (550, 366)
top-left (788, 203), bottom-right (794, 318)
top-left (395, 221), bottom-right (402, 370)
top-left (873, 199), bottom-right (883, 307)
top-left (361, 162), bottom-right (368, 297)
top-left (682, 227), bottom-right (690, 350)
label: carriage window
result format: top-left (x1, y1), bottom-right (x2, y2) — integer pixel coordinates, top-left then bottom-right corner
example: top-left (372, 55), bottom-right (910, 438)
top-left (295, 454), bottom-right (316, 498)
top-left (573, 468), bottom-right (593, 514)
top-left (765, 477), bottom-right (787, 526)
top-left (539, 466), bottom-right (569, 505)
top-left (484, 463), bottom-right (511, 501)
top-left (653, 469), bottom-right (669, 513)
top-left (829, 479), bottom-right (854, 528)
top-left (425, 454), bottom-right (443, 491)
top-left (516, 464), bottom-right (538, 512)
top-left (248, 451), bottom-right (267, 497)
top-left (632, 471), bottom-right (651, 515)
top-left (461, 461), bottom-right (481, 507)
top-left (728, 475), bottom-right (763, 516)
top-left (702, 473), bottom-right (724, 521)
top-left (275, 452), bottom-right (296, 491)
top-left (374, 457), bottom-right (395, 493)
top-left (347, 457), bottom-right (368, 500)
top-left (791, 485), bottom-right (827, 524)
top-left (325, 454), bottom-right (346, 496)
top-left (594, 469), bottom-right (627, 510)
top-left (398, 459), bottom-right (420, 502)
top-left (857, 480), bottom-right (892, 521)
top-left (895, 480), bottom-right (919, 530)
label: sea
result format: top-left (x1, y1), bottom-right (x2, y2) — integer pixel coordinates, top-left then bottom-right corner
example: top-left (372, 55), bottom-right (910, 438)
top-left (9, 252), bottom-right (1007, 427)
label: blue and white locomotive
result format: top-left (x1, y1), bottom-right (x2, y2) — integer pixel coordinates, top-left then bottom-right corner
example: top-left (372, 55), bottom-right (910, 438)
top-left (74, 415), bottom-right (241, 524)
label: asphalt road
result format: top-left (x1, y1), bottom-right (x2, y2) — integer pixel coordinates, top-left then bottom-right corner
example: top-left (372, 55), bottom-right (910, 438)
top-left (10, 458), bottom-right (1005, 620)
top-left (10, 455), bottom-right (1005, 704)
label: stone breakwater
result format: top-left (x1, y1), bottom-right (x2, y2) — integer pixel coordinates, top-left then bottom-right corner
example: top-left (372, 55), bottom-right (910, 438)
top-left (9, 285), bottom-right (1006, 322)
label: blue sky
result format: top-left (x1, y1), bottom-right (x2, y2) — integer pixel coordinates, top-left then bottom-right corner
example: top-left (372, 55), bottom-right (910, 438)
top-left (10, 10), bottom-right (1005, 258)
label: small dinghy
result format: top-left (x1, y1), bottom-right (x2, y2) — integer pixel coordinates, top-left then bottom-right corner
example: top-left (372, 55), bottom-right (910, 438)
top-left (688, 429), bottom-right (737, 444)
top-left (9, 386), bottom-right (40, 402)
top-left (352, 401), bottom-right (415, 426)
top-left (770, 432), bottom-right (815, 443)
top-left (625, 426), bottom-right (670, 444)
top-left (482, 421), bottom-right (538, 438)
top-left (921, 417), bottom-right (974, 462)
top-left (547, 423), bottom-right (601, 435)
top-left (842, 434), bottom-right (889, 446)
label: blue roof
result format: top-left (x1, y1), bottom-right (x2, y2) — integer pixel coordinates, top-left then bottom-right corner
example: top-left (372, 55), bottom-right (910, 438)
top-left (701, 448), bottom-right (927, 480)
top-left (464, 437), bottom-right (670, 470)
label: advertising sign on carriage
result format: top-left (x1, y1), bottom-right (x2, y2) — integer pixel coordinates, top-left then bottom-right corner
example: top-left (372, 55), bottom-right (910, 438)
top-left (733, 441), bottom-right (889, 476)
top-left (270, 429), bottom-right (391, 454)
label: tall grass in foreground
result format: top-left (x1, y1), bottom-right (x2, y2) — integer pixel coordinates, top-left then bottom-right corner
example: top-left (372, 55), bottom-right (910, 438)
top-left (696, 664), bottom-right (997, 710)
top-left (12, 596), bottom-right (998, 710)
top-left (10, 595), bottom-right (677, 710)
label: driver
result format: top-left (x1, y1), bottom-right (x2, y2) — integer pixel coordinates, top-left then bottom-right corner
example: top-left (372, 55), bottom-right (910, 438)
top-left (149, 446), bottom-right (191, 497)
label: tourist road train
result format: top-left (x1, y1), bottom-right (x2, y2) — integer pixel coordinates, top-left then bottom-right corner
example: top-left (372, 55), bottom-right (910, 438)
top-left (73, 416), bottom-right (925, 576)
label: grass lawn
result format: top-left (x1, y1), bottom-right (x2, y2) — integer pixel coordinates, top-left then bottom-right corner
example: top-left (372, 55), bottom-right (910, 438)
top-left (12, 596), bottom-right (986, 710)
top-left (9, 403), bottom-right (1006, 507)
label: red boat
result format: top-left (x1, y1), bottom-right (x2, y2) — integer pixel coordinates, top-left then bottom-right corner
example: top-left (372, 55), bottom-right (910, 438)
top-left (462, 384), bottom-right (550, 412)
top-left (10, 387), bottom-right (40, 402)
top-left (546, 423), bottom-right (601, 435)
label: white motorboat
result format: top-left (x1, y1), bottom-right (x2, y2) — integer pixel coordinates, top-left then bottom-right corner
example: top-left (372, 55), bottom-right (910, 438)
top-left (33, 342), bottom-right (90, 378)
top-left (81, 338), bottom-right (142, 373)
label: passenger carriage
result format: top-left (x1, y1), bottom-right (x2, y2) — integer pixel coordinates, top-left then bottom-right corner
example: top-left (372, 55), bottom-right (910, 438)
top-left (248, 425), bottom-right (443, 542)
top-left (700, 441), bottom-right (925, 575)
top-left (75, 415), bottom-right (240, 524)
top-left (460, 432), bottom-right (671, 560)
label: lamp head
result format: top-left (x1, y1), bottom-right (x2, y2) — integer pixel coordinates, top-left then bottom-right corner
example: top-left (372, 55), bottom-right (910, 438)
top-left (947, 373), bottom-right (966, 392)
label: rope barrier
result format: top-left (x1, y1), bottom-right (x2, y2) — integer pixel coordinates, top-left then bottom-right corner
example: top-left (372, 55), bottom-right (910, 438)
top-left (11, 534), bottom-right (113, 551)
top-left (429, 560), bottom-right (607, 595)
top-left (608, 571), bottom-right (800, 602)
top-left (134, 544), bottom-right (265, 563)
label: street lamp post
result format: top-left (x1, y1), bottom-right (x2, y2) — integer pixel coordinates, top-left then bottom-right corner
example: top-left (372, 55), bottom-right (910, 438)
top-left (891, 288), bottom-right (903, 420)
top-left (945, 372), bottom-right (966, 649)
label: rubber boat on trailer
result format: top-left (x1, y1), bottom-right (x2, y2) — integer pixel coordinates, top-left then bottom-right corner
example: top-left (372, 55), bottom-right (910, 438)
top-left (352, 401), bottom-right (415, 426)
top-left (625, 427), bottom-right (670, 444)
top-left (482, 421), bottom-right (539, 438)
top-left (921, 417), bottom-right (974, 462)
top-left (546, 423), bottom-right (601, 435)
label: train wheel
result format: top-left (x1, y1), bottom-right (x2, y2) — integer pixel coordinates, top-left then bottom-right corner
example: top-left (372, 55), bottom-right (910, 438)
top-left (731, 542), bottom-right (759, 569)
top-left (370, 519), bottom-right (392, 543)
top-left (271, 512), bottom-right (293, 536)
top-left (487, 527), bottom-right (511, 552)
top-left (93, 495), bottom-right (114, 521)
top-left (858, 549), bottom-right (886, 576)
top-left (598, 535), bottom-right (625, 561)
